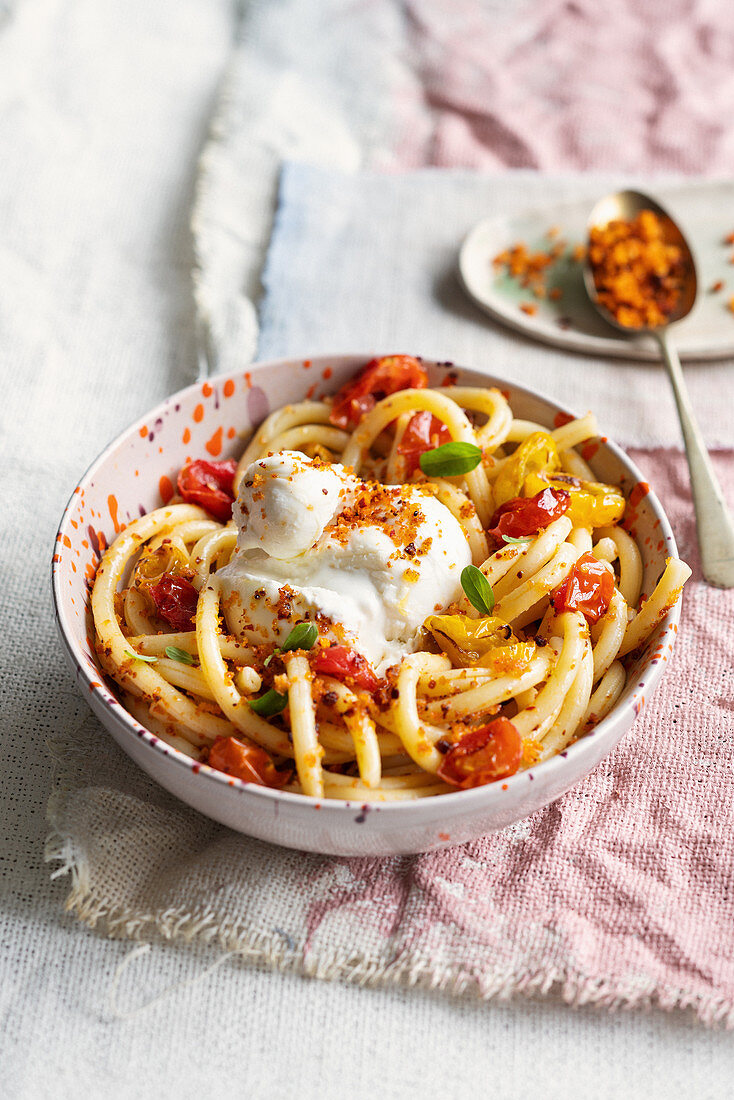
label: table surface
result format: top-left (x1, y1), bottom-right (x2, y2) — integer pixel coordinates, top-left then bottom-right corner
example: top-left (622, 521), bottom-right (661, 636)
top-left (2, 2), bottom-right (734, 1096)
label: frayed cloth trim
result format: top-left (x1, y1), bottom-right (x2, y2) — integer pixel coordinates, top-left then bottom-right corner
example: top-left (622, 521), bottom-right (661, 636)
top-left (43, 815), bottom-right (734, 1029)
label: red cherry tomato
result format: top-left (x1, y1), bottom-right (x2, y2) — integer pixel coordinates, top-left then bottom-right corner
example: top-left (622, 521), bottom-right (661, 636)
top-left (149, 573), bottom-right (199, 631)
top-left (329, 355), bottom-right (428, 429)
top-left (208, 736), bottom-right (288, 788)
top-left (397, 411), bottom-right (452, 475)
top-left (487, 487), bottom-right (571, 543)
top-left (550, 551), bottom-right (614, 624)
top-left (437, 717), bottom-right (522, 789)
top-left (312, 645), bottom-right (380, 692)
top-left (177, 459), bottom-right (238, 522)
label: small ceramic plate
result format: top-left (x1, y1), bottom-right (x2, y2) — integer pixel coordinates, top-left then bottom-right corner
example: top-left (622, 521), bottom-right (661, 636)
top-left (53, 355), bottom-right (683, 857)
top-left (459, 180), bottom-right (734, 361)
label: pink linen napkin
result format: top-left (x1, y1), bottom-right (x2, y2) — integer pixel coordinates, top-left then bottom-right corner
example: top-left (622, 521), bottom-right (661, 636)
top-left (400, 0), bottom-right (734, 174)
top-left (298, 450), bottom-right (734, 1019)
top-left (49, 450), bottom-right (734, 1023)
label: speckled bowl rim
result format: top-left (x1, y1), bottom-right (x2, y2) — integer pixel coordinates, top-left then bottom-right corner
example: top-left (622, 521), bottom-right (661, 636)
top-left (52, 355), bottom-right (683, 819)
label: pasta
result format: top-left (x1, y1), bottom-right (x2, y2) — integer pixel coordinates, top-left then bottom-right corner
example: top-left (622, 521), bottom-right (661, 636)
top-left (91, 356), bottom-right (691, 801)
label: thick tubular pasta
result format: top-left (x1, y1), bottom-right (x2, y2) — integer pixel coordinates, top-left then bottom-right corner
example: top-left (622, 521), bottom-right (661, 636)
top-left (341, 389), bottom-right (494, 526)
top-left (596, 524), bottom-right (643, 608)
top-left (321, 677), bottom-right (381, 788)
top-left (513, 613), bottom-right (588, 738)
top-left (392, 653), bottom-right (451, 773)
top-left (91, 368), bottom-right (689, 801)
top-left (493, 542), bottom-right (580, 625)
top-left (422, 651), bottom-right (553, 724)
top-left (430, 479), bottom-right (489, 564)
top-left (92, 504), bottom-right (235, 745)
top-left (618, 557), bottom-right (692, 656)
top-left (237, 401), bottom-right (334, 475)
top-left (540, 635), bottom-right (594, 757)
top-left (582, 661), bottom-right (627, 729)
top-left (591, 589), bottom-right (628, 682)
top-left (195, 582), bottom-right (293, 756)
top-left (284, 653), bottom-right (323, 798)
top-left (491, 517), bottom-right (573, 602)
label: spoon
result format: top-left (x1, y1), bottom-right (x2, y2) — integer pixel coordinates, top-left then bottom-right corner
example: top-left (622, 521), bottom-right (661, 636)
top-left (583, 188), bottom-right (734, 588)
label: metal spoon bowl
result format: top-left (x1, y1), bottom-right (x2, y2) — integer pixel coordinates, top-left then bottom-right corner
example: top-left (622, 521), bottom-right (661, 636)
top-left (584, 188), bottom-right (734, 588)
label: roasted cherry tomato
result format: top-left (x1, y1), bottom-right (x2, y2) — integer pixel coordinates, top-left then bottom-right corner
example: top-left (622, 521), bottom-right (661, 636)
top-left (397, 411), bottom-right (451, 475)
top-left (149, 573), bottom-right (199, 631)
top-left (492, 432), bottom-right (560, 507)
top-left (437, 717), bottom-right (522, 789)
top-left (488, 486), bottom-right (571, 543)
top-left (550, 551), bottom-right (614, 624)
top-left (312, 644), bottom-right (380, 692)
top-left (523, 472), bottom-right (625, 529)
top-left (177, 458), bottom-right (238, 522)
top-left (208, 736), bottom-right (288, 788)
top-left (329, 355), bottom-right (428, 429)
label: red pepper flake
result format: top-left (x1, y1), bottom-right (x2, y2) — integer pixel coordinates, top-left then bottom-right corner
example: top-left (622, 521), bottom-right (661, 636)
top-left (710, 280), bottom-right (725, 293)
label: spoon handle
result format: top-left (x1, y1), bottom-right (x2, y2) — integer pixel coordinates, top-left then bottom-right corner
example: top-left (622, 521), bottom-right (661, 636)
top-left (656, 329), bottom-right (734, 587)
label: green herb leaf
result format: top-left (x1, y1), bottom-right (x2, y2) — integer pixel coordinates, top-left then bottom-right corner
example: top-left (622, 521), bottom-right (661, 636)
top-left (249, 689), bottom-right (289, 717)
top-left (263, 649), bottom-right (280, 669)
top-left (460, 565), bottom-right (495, 616)
top-left (281, 621), bottom-right (319, 652)
top-left (125, 648), bottom-right (157, 664)
top-left (502, 535), bottom-right (533, 545)
top-left (165, 645), bottom-right (195, 665)
top-left (419, 441), bottom-right (482, 478)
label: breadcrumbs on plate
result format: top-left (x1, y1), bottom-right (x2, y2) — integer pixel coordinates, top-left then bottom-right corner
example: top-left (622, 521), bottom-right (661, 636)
top-left (589, 209), bottom-right (685, 329)
top-left (728, 295), bottom-right (734, 314)
top-left (710, 280), bottom-right (725, 293)
top-left (493, 242), bottom-right (561, 289)
top-left (519, 302), bottom-right (538, 315)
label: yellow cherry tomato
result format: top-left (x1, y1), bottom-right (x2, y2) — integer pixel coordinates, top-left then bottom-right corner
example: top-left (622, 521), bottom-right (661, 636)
top-left (523, 472), bottom-right (625, 528)
top-left (493, 432), bottom-right (560, 507)
top-left (423, 614), bottom-right (536, 676)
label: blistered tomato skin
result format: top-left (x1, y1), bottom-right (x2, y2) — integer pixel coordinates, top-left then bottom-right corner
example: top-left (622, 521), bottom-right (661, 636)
top-left (437, 717), bottom-right (523, 789)
top-left (177, 459), bottom-right (238, 522)
top-left (149, 573), bottom-right (199, 631)
top-left (550, 551), bottom-right (614, 624)
top-left (312, 645), bottom-right (380, 692)
top-left (208, 736), bottom-right (287, 788)
top-left (329, 355), bottom-right (428, 429)
top-left (397, 411), bottom-right (452, 475)
top-left (487, 487), bottom-right (571, 544)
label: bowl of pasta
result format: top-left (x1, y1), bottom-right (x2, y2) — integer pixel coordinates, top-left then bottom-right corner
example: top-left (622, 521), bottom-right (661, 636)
top-left (53, 354), bottom-right (690, 856)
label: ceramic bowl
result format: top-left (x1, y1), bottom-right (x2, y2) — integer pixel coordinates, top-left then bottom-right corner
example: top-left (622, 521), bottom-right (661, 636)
top-left (53, 355), bottom-right (682, 856)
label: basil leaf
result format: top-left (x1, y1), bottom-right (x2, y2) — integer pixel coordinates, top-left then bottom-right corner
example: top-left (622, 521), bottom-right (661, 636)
top-left (249, 689), bottom-right (288, 717)
top-left (419, 441), bottom-right (482, 477)
top-left (502, 535), bottom-right (533, 545)
top-left (281, 621), bottom-right (318, 652)
top-left (125, 649), bottom-right (157, 664)
top-left (460, 565), bottom-right (495, 616)
top-left (165, 645), bottom-right (195, 665)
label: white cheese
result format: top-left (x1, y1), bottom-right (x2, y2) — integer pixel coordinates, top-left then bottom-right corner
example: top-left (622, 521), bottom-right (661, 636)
top-left (218, 451), bottom-right (472, 673)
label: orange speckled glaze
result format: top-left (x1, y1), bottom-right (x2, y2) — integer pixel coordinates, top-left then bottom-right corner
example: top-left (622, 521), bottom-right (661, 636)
top-left (223, 379), bottom-right (235, 398)
top-left (159, 475), bottom-right (174, 504)
top-left (108, 494), bottom-right (122, 533)
top-left (629, 481), bottom-right (651, 508)
top-left (193, 404), bottom-right (204, 423)
top-left (205, 426), bottom-right (223, 456)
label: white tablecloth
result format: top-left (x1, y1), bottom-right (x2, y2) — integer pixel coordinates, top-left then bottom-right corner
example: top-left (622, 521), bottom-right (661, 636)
top-left (3, 2), bottom-right (734, 1096)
